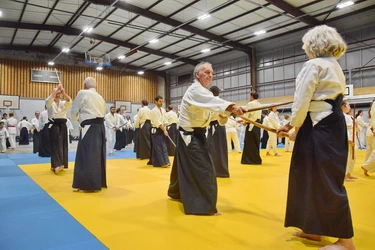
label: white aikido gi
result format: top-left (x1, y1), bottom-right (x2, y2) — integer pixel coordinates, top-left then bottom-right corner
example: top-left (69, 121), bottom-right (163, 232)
top-left (31, 117), bottom-right (40, 131)
top-left (363, 101), bottom-right (375, 173)
top-left (344, 113), bottom-right (356, 174)
top-left (225, 116), bottom-right (241, 152)
top-left (0, 127), bottom-right (9, 153)
top-left (104, 112), bottom-right (119, 154)
top-left (7, 117), bottom-right (17, 149)
top-left (166, 110), bottom-right (178, 126)
top-left (283, 118), bottom-right (294, 152)
top-left (135, 106), bottom-right (151, 129)
top-left (18, 120), bottom-right (33, 130)
top-left (356, 115), bottom-right (368, 149)
top-left (66, 119), bottom-right (73, 150)
top-left (266, 111), bottom-right (280, 154)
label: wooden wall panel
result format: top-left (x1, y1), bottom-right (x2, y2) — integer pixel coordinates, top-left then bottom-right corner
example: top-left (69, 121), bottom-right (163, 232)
top-left (0, 58), bottom-right (159, 103)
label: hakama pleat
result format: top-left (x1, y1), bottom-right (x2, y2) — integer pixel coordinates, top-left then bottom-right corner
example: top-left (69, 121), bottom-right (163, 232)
top-left (136, 120), bottom-right (151, 159)
top-left (33, 130), bottom-right (40, 153)
top-left (19, 128), bottom-right (29, 145)
top-left (73, 119), bottom-right (107, 190)
top-left (285, 97), bottom-right (353, 238)
top-left (49, 119), bottom-right (68, 169)
top-left (39, 124), bottom-right (51, 157)
top-left (207, 121), bottom-right (229, 177)
top-left (150, 128), bottom-right (170, 167)
top-left (241, 121), bottom-right (262, 164)
top-left (168, 128), bottom-right (218, 215)
top-left (114, 130), bottom-right (125, 150)
top-left (167, 123), bottom-right (177, 156)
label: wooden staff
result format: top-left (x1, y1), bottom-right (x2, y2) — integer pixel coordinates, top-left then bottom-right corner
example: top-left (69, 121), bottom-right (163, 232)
top-left (167, 134), bottom-right (177, 147)
top-left (237, 116), bottom-right (289, 137)
top-left (352, 103), bottom-right (356, 160)
top-left (245, 100), bottom-right (293, 113)
top-left (54, 68), bottom-right (61, 85)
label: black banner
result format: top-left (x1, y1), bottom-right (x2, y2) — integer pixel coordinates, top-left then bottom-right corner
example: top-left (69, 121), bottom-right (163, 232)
top-left (31, 69), bottom-right (61, 83)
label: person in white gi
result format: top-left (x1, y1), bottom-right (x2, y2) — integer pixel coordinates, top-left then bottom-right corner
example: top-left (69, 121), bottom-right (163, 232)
top-left (355, 110), bottom-right (368, 149)
top-left (283, 114), bottom-right (294, 152)
top-left (362, 99), bottom-right (375, 176)
top-left (7, 112), bottom-right (17, 150)
top-left (342, 100), bottom-right (357, 181)
top-left (226, 116), bottom-right (241, 153)
top-left (105, 106), bottom-right (119, 155)
top-left (17, 117), bottom-right (33, 145)
top-left (0, 121), bottom-right (9, 153)
top-left (266, 106), bottom-right (280, 156)
top-left (31, 111), bottom-right (41, 153)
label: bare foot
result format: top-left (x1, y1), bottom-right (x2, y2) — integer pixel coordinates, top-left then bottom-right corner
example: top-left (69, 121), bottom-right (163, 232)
top-left (347, 174), bottom-right (358, 179)
top-left (318, 238), bottom-right (355, 250)
top-left (275, 153), bottom-right (281, 156)
top-left (266, 152), bottom-right (271, 156)
top-left (213, 212), bottom-right (222, 216)
top-left (292, 231), bottom-right (322, 241)
top-left (362, 166), bottom-right (369, 176)
top-left (344, 177), bottom-right (354, 182)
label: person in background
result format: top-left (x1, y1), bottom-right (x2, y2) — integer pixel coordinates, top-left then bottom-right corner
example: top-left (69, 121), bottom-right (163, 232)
top-left (31, 111), bottom-right (41, 154)
top-left (18, 116), bottom-right (33, 145)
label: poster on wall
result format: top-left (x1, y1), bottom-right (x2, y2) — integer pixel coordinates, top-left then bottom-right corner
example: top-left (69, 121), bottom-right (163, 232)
top-left (115, 101), bottom-right (132, 113)
top-left (31, 69), bottom-right (61, 83)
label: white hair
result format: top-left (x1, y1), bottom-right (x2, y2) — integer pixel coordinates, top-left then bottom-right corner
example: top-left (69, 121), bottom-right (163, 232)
top-left (302, 25), bottom-right (347, 59)
top-left (84, 77), bottom-right (96, 88)
top-left (193, 62), bottom-right (212, 78)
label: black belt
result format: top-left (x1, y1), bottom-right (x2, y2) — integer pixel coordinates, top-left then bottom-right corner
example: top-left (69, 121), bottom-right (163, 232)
top-left (209, 120), bottom-right (218, 126)
top-left (179, 127), bottom-right (206, 136)
top-left (81, 118), bottom-right (104, 128)
top-left (49, 118), bottom-right (67, 125)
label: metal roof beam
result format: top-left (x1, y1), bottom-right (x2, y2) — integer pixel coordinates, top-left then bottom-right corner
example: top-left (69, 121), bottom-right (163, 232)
top-left (0, 21), bottom-right (199, 66)
top-left (86, 0), bottom-right (251, 52)
top-left (264, 0), bottom-right (320, 26)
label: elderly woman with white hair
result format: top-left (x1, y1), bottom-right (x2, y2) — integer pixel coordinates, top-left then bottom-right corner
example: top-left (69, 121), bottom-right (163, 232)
top-left (278, 25), bottom-right (355, 250)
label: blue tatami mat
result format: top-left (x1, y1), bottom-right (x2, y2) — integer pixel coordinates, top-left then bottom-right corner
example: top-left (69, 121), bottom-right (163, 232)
top-left (0, 155), bottom-right (108, 250)
top-left (0, 210), bottom-right (107, 250)
top-left (0, 164), bottom-right (26, 177)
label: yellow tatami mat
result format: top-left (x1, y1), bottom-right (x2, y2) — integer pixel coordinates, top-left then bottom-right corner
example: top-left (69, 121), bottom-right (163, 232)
top-left (20, 150), bottom-right (375, 250)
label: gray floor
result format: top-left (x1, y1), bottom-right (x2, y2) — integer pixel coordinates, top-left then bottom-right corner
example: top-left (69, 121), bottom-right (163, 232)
top-left (7, 141), bottom-right (135, 155)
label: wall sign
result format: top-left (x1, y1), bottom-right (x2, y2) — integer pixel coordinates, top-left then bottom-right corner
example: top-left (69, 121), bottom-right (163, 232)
top-left (31, 69), bottom-right (61, 83)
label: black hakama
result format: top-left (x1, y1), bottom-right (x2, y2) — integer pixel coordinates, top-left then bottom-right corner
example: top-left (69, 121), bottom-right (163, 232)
top-left (49, 118), bottom-right (68, 169)
top-left (285, 96), bottom-right (353, 238)
top-left (261, 130), bottom-right (268, 149)
top-left (207, 120), bottom-right (229, 177)
top-left (39, 124), bottom-right (51, 157)
top-left (6, 138), bottom-right (10, 148)
top-left (72, 118), bottom-right (107, 190)
top-left (133, 128), bottom-right (138, 152)
top-left (114, 129), bottom-right (125, 151)
top-left (166, 123), bottom-right (177, 156)
top-left (19, 127), bottom-right (29, 145)
top-left (126, 129), bottom-right (133, 146)
top-left (241, 121), bottom-right (262, 164)
top-left (121, 129), bottom-right (127, 148)
top-left (151, 128), bottom-right (170, 167)
top-left (168, 128), bottom-right (218, 215)
top-left (136, 120), bottom-right (151, 159)
top-left (33, 130), bottom-right (40, 153)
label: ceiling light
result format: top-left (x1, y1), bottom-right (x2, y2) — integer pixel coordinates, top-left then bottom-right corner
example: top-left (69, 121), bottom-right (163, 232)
top-left (138, 71), bottom-right (144, 75)
top-left (149, 39), bottom-right (159, 44)
top-left (164, 61), bottom-right (172, 65)
top-left (198, 14), bottom-right (210, 20)
top-left (83, 26), bottom-right (93, 33)
top-left (96, 66), bottom-right (103, 71)
top-left (48, 61), bottom-right (54, 66)
top-left (118, 55), bottom-right (126, 60)
top-left (337, 1), bottom-right (354, 9)
top-left (0, 10), bottom-right (3, 17)
top-left (254, 30), bottom-right (266, 36)
top-left (62, 48), bottom-right (70, 53)
top-left (201, 48), bottom-right (211, 53)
